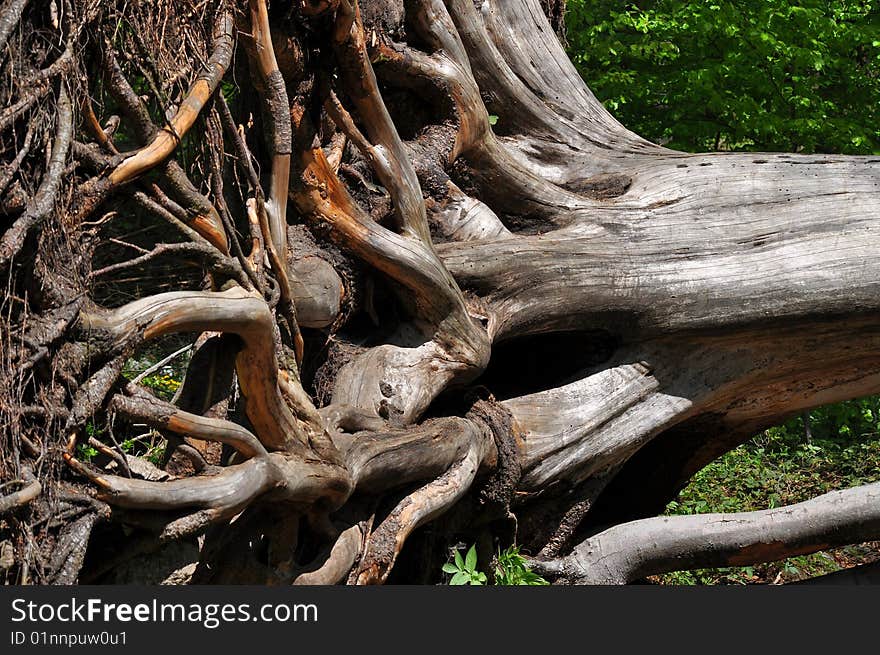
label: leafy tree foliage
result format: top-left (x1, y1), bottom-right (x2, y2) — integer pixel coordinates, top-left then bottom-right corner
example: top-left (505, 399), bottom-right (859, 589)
top-left (567, 1), bottom-right (880, 153)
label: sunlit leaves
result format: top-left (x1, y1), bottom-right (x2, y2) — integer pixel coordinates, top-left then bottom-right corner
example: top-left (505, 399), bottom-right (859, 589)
top-left (566, 0), bottom-right (880, 154)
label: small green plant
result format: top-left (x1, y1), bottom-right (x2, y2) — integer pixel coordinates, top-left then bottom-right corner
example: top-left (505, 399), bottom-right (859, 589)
top-left (145, 444), bottom-right (165, 466)
top-left (76, 444), bottom-right (99, 462)
top-left (494, 545), bottom-right (549, 586)
top-left (139, 373), bottom-right (182, 400)
top-left (443, 544), bottom-right (487, 585)
top-left (443, 543), bottom-right (549, 585)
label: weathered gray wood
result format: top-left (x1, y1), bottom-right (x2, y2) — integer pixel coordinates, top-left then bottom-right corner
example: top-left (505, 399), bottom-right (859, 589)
top-left (439, 154), bottom-right (880, 341)
top-left (289, 255), bottom-right (344, 328)
top-left (8, 0), bottom-right (880, 586)
top-left (536, 481), bottom-right (880, 584)
top-left (0, 0), bottom-right (28, 57)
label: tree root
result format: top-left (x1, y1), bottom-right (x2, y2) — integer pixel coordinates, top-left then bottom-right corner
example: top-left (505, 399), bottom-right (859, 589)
top-left (533, 481), bottom-right (880, 584)
top-left (76, 287), bottom-right (316, 454)
top-left (0, 0), bottom-right (28, 54)
top-left (241, 0), bottom-right (291, 255)
top-left (0, 85), bottom-right (72, 270)
top-left (105, 11), bottom-right (233, 186)
top-left (0, 469), bottom-right (41, 516)
top-left (112, 383), bottom-right (269, 460)
top-left (354, 427), bottom-right (493, 584)
top-left (293, 524), bottom-right (363, 585)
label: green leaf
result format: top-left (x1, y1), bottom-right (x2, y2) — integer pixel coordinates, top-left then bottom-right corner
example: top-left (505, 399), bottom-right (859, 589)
top-left (442, 563), bottom-right (460, 574)
top-left (487, 114), bottom-right (498, 126)
top-left (465, 544), bottom-right (478, 571)
top-left (449, 572), bottom-right (469, 585)
top-left (469, 571), bottom-right (486, 585)
top-left (453, 548), bottom-right (464, 569)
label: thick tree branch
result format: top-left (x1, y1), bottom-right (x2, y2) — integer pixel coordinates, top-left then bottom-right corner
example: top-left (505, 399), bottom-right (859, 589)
top-left (293, 524), bottom-right (363, 585)
top-left (0, 0), bottom-right (28, 54)
top-left (355, 432), bottom-right (491, 584)
top-left (504, 360), bottom-right (692, 490)
top-left (85, 45), bottom-right (229, 251)
top-left (443, 0), bottom-right (664, 183)
top-left (537, 481), bottom-right (880, 584)
top-left (339, 416), bottom-right (488, 493)
top-left (77, 288), bottom-right (311, 453)
top-left (291, 129), bottom-right (490, 423)
top-left (439, 154), bottom-right (880, 341)
top-left (385, 2), bottom-right (605, 230)
top-left (333, 3), bottom-right (432, 244)
top-left (0, 469), bottom-right (41, 516)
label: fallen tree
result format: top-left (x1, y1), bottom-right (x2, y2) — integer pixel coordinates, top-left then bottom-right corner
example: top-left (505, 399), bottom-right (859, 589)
top-left (1, 0), bottom-right (879, 585)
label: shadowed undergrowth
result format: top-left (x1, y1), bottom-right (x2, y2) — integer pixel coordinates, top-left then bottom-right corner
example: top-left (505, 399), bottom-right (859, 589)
top-left (657, 403), bottom-right (880, 584)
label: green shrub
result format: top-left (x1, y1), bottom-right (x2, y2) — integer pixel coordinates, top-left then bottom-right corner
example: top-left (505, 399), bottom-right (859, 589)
top-left (493, 545), bottom-right (550, 586)
top-left (443, 544), bottom-right (549, 585)
top-left (566, 1), bottom-right (880, 155)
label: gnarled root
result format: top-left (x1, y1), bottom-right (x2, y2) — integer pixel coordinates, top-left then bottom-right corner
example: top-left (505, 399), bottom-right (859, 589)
top-left (0, 468), bottom-right (41, 516)
top-left (354, 436), bottom-right (489, 585)
top-left (293, 524), bottom-right (363, 585)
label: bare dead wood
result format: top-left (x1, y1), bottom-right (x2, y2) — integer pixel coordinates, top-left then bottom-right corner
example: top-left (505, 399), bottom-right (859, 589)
top-left (5, 0), bottom-right (880, 588)
top-left (242, 0), bottom-right (291, 256)
top-left (293, 524), bottom-right (363, 585)
top-left (112, 188), bottom-right (232, 285)
top-left (248, 196), bottom-right (304, 367)
top-left (76, 287), bottom-right (310, 453)
top-left (0, 473), bottom-right (40, 515)
top-left (439, 153), bottom-right (880, 341)
top-left (204, 111), bottom-right (262, 291)
top-left (106, 11), bottom-right (234, 186)
top-left (49, 513), bottom-right (102, 584)
top-left (213, 92), bottom-right (303, 360)
top-left (533, 481), bottom-right (880, 585)
top-left (355, 435), bottom-right (489, 585)
top-left (159, 161), bottom-right (230, 254)
top-left (0, 85), bottom-right (72, 269)
top-left (81, 91), bottom-right (119, 154)
top-left (286, 255), bottom-right (344, 329)
top-left (333, 5), bottom-right (432, 244)
top-left (0, 0), bottom-right (28, 54)
top-left (291, 17), bottom-right (493, 423)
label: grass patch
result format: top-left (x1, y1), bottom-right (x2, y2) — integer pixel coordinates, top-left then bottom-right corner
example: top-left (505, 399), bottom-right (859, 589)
top-left (656, 401), bottom-right (880, 585)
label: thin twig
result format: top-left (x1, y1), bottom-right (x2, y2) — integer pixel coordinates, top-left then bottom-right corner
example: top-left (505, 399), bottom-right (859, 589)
top-left (0, 122), bottom-right (34, 195)
top-left (131, 343), bottom-right (193, 384)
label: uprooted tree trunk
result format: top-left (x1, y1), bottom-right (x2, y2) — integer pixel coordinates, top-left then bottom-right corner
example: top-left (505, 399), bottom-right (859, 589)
top-left (2, 0), bottom-right (879, 585)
